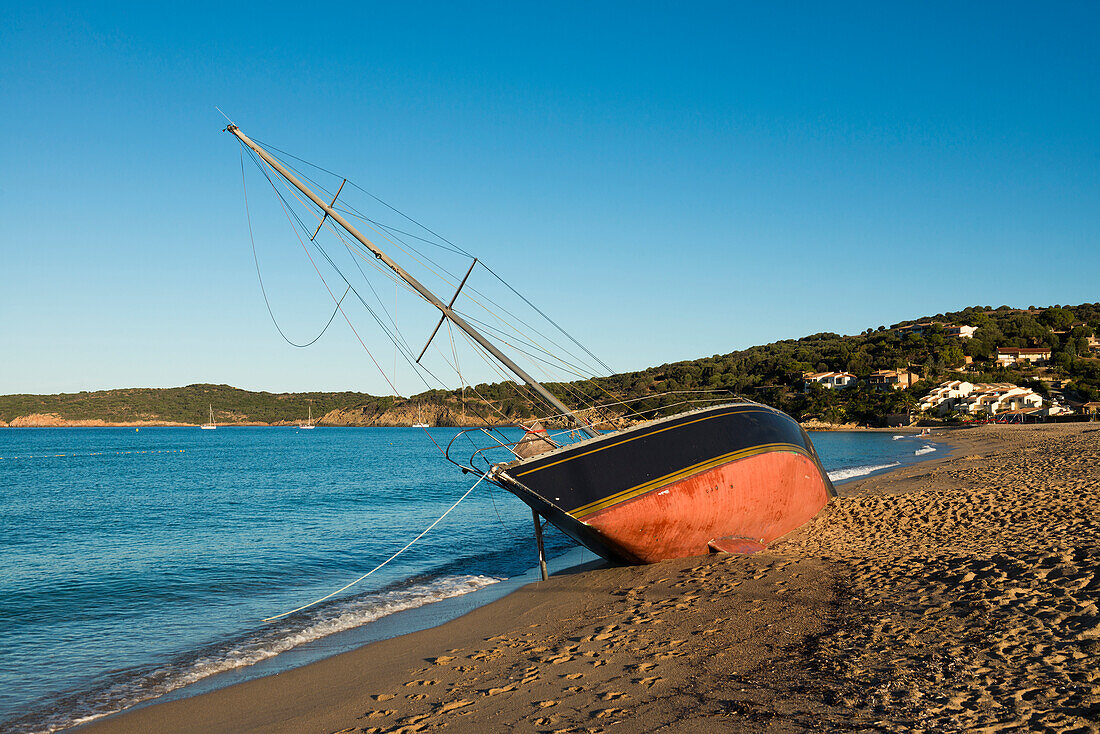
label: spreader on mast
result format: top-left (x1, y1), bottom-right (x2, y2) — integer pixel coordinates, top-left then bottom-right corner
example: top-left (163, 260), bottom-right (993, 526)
top-left (227, 124), bottom-right (597, 438)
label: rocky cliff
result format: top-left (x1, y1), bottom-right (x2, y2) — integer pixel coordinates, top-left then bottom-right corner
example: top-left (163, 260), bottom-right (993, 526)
top-left (320, 399), bottom-right (513, 427)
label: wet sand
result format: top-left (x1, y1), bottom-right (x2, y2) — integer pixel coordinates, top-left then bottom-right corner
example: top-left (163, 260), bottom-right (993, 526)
top-left (79, 423), bottom-right (1100, 733)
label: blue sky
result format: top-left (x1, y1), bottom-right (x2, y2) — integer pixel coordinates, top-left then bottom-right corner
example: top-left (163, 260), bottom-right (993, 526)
top-left (2, 2), bottom-right (1097, 395)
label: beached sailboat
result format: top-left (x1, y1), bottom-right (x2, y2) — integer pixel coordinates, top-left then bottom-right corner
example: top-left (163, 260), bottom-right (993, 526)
top-left (298, 404), bottom-right (315, 429)
top-left (227, 124), bottom-right (835, 565)
top-left (200, 404), bottom-right (216, 430)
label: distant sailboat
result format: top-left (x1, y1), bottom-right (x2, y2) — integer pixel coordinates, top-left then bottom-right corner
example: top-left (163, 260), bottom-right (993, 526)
top-left (298, 404), bottom-right (316, 429)
top-left (412, 404), bottom-right (429, 429)
top-left (200, 404), bottom-right (216, 430)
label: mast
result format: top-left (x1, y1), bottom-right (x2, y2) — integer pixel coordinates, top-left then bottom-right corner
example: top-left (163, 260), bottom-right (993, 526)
top-left (228, 125), bottom-right (598, 438)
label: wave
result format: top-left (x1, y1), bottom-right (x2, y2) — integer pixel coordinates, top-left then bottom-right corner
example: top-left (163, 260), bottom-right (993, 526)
top-left (914, 445), bottom-right (937, 456)
top-left (892, 435), bottom-right (906, 440)
top-left (828, 461), bottom-right (901, 482)
top-left (18, 574), bottom-right (501, 734)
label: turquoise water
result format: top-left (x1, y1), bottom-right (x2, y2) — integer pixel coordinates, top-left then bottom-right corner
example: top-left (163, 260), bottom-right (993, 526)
top-left (0, 427), bottom-right (938, 732)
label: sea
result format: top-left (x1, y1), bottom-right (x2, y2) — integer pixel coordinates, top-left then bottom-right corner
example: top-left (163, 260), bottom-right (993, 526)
top-left (0, 426), bottom-right (940, 733)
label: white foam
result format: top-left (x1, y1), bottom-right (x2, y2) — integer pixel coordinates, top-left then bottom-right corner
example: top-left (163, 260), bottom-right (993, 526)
top-left (37, 574), bottom-right (502, 733)
top-left (828, 462), bottom-right (901, 482)
top-left (892, 435), bottom-right (906, 440)
top-left (183, 574), bottom-right (501, 685)
top-left (914, 445), bottom-right (936, 456)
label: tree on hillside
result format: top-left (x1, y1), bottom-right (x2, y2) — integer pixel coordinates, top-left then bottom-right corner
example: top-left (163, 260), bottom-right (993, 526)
top-left (1039, 307), bottom-right (1076, 331)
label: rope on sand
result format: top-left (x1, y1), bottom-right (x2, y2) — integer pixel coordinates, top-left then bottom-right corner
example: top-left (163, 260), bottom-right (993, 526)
top-left (262, 471), bottom-right (490, 622)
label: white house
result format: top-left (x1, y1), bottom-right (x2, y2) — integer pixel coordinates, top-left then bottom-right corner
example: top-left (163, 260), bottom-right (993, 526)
top-left (957, 384), bottom-right (1043, 416)
top-left (945, 325), bottom-right (978, 339)
top-left (895, 322), bottom-right (977, 339)
top-left (868, 369), bottom-right (920, 390)
top-left (920, 380), bottom-right (1042, 416)
top-left (919, 380), bottom-right (974, 413)
top-left (803, 372), bottom-right (856, 390)
top-left (996, 347), bottom-right (1052, 366)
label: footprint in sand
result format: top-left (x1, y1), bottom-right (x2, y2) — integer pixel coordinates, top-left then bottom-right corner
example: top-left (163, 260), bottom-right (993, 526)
top-left (595, 707), bottom-right (626, 718)
top-left (404, 679), bottom-right (438, 687)
top-left (600, 691), bottom-right (629, 701)
top-left (435, 699), bottom-right (474, 714)
top-left (483, 683), bottom-right (518, 696)
top-left (634, 676), bottom-right (661, 688)
top-left (362, 710), bottom-right (394, 719)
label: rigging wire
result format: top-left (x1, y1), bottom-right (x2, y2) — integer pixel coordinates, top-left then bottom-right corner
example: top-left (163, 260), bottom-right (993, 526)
top-left (244, 146), bottom-right (403, 396)
top-left (243, 144), bottom-right (468, 402)
top-left (248, 137), bottom-right (613, 377)
top-left (241, 150), bottom-right (350, 348)
top-left (240, 138), bottom-right (645, 430)
top-left (274, 171), bottom-right (610, 398)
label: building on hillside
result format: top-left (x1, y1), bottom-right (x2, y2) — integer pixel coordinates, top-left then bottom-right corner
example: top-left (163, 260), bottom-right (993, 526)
top-left (995, 347), bottom-right (1051, 366)
top-left (945, 325), bottom-right (978, 339)
top-left (894, 322), bottom-right (977, 339)
top-left (1088, 336), bottom-right (1100, 354)
top-left (803, 372), bottom-right (856, 391)
top-left (1082, 402), bottom-right (1100, 417)
top-left (868, 369), bottom-right (920, 390)
top-left (920, 381), bottom-right (1044, 417)
top-left (895, 322), bottom-right (934, 335)
top-left (960, 384), bottom-right (1043, 416)
top-left (919, 381), bottom-right (974, 413)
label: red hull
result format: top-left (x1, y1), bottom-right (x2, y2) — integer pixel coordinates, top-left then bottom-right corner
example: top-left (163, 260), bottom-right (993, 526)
top-left (579, 450), bottom-right (831, 563)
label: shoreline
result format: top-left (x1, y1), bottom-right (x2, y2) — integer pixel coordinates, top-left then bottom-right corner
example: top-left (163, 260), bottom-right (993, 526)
top-left (75, 424), bottom-right (1100, 732)
top-left (67, 429), bottom-right (964, 733)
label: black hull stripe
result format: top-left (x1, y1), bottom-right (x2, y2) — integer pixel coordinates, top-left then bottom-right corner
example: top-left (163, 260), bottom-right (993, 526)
top-left (515, 407), bottom-right (764, 478)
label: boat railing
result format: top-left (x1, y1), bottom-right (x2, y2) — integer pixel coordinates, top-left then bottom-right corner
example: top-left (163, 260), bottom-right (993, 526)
top-left (445, 426), bottom-right (573, 474)
top-left (443, 391), bottom-right (759, 475)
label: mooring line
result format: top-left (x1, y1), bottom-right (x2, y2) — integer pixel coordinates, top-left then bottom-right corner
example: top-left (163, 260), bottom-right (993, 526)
top-left (262, 471), bottom-right (490, 623)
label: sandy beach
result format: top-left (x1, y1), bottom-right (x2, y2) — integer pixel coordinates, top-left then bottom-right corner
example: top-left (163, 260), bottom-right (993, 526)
top-left (78, 422), bottom-right (1100, 734)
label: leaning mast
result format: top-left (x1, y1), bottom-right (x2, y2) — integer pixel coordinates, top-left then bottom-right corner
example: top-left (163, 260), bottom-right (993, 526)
top-left (227, 125), bottom-right (597, 438)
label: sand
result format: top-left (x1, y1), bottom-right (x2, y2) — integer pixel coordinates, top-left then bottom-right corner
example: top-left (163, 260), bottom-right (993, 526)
top-left (77, 423), bottom-right (1100, 733)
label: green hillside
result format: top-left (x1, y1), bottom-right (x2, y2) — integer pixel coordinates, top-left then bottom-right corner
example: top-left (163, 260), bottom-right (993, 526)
top-left (3, 303), bottom-right (1097, 426)
top-left (420, 303), bottom-right (1100, 426)
top-left (0, 384), bottom-right (392, 424)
